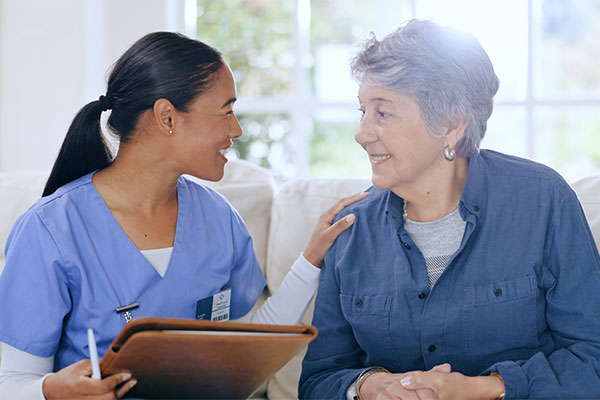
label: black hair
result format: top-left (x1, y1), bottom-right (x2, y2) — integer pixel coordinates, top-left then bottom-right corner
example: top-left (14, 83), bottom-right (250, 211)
top-left (42, 32), bottom-right (223, 196)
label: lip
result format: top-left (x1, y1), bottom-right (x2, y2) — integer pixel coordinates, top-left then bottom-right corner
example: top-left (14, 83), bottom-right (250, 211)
top-left (368, 153), bottom-right (392, 164)
top-left (218, 143), bottom-right (232, 162)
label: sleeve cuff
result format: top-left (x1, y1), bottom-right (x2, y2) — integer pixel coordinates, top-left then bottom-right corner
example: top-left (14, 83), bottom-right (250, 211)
top-left (294, 253), bottom-right (322, 283)
top-left (483, 361), bottom-right (528, 400)
top-left (40, 373), bottom-right (54, 400)
top-left (346, 377), bottom-right (359, 400)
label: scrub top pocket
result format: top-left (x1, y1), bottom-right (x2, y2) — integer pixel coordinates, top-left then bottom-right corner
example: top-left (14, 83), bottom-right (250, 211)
top-left (462, 275), bottom-right (540, 370)
top-left (340, 293), bottom-right (394, 358)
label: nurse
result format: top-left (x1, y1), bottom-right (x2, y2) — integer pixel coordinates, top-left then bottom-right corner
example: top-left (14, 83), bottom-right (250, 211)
top-left (0, 32), bottom-right (365, 399)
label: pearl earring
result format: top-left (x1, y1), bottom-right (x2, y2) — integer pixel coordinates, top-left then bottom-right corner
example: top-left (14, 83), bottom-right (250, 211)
top-left (444, 146), bottom-right (456, 161)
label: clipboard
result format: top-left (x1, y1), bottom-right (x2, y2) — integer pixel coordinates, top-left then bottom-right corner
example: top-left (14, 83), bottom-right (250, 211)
top-left (100, 317), bottom-right (317, 399)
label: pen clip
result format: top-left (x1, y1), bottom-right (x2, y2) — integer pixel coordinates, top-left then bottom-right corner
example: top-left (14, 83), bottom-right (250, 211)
top-left (115, 302), bottom-right (139, 324)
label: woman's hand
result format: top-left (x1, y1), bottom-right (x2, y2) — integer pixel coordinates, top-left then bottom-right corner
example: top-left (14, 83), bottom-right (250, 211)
top-left (303, 192), bottom-right (369, 267)
top-left (359, 364), bottom-right (451, 400)
top-left (43, 359), bottom-right (137, 400)
top-left (399, 367), bottom-right (505, 400)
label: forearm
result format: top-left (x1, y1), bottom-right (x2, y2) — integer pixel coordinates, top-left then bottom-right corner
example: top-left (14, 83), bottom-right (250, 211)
top-left (483, 344), bottom-right (600, 399)
top-left (0, 343), bottom-right (54, 400)
top-left (0, 372), bottom-right (50, 399)
top-left (235, 253), bottom-right (320, 325)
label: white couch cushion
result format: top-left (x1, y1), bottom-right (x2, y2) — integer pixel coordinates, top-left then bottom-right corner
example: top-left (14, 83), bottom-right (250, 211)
top-left (571, 175), bottom-right (600, 251)
top-left (266, 177), bottom-right (371, 399)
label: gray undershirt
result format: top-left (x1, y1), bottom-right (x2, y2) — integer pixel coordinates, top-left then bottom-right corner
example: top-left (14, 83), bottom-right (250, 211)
top-left (404, 207), bottom-right (466, 287)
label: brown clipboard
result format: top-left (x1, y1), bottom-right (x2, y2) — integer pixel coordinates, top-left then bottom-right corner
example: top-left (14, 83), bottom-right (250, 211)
top-left (99, 317), bottom-right (317, 399)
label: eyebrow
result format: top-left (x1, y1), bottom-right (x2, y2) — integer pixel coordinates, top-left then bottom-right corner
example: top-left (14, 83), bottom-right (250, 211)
top-left (371, 97), bottom-right (393, 103)
top-left (221, 97), bottom-right (237, 108)
top-left (357, 96), bottom-right (393, 104)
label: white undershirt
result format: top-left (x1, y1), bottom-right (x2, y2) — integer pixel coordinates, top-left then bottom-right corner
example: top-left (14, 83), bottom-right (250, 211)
top-left (139, 246), bottom-right (173, 277)
top-left (0, 253), bottom-right (320, 399)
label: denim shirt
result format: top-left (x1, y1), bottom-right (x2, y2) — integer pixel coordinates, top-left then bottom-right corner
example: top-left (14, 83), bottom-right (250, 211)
top-left (299, 150), bottom-right (600, 400)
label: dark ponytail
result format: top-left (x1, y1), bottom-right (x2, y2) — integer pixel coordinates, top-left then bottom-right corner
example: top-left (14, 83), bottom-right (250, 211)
top-left (42, 101), bottom-right (112, 196)
top-left (43, 32), bottom-right (223, 196)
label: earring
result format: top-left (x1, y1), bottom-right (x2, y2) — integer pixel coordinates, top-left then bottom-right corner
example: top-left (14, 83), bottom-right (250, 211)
top-left (168, 130), bottom-right (173, 135)
top-left (444, 146), bottom-right (456, 161)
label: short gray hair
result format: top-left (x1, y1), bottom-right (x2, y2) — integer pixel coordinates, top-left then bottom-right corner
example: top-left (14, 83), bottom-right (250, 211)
top-left (350, 19), bottom-right (499, 157)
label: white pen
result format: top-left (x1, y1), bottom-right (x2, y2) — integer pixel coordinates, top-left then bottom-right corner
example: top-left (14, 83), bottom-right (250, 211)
top-left (87, 328), bottom-right (101, 379)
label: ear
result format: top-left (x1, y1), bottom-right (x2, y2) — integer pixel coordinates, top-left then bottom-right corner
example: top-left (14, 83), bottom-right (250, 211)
top-left (442, 118), bottom-right (469, 149)
top-left (153, 98), bottom-right (176, 136)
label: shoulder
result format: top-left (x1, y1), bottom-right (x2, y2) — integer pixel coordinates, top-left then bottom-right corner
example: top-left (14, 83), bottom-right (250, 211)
top-left (12, 173), bottom-right (95, 232)
top-left (28, 172), bottom-right (95, 214)
top-left (333, 185), bottom-right (389, 222)
top-left (476, 150), bottom-right (574, 198)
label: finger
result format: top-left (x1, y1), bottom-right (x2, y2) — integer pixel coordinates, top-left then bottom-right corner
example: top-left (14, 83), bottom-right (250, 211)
top-left (115, 379), bottom-right (138, 398)
top-left (326, 192), bottom-right (369, 217)
top-left (401, 372), bottom-right (439, 393)
top-left (415, 388), bottom-right (439, 400)
top-left (428, 363), bottom-right (451, 373)
top-left (323, 213), bottom-right (357, 239)
top-left (90, 372), bottom-right (132, 394)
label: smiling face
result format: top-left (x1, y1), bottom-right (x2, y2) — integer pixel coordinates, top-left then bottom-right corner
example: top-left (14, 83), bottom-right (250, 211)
top-left (173, 64), bottom-right (242, 181)
top-left (355, 83), bottom-right (449, 195)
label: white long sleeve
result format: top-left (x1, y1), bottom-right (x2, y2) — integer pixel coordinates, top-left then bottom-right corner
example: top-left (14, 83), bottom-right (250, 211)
top-left (236, 253), bottom-right (321, 325)
top-left (0, 343), bottom-right (53, 400)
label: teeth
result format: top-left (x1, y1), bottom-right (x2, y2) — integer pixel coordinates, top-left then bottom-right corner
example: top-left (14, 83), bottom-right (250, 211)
top-left (370, 155), bottom-right (391, 162)
top-left (219, 149), bottom-right (228, 155)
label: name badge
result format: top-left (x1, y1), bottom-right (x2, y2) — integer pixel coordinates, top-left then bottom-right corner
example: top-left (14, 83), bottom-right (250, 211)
top-left (195, 289), bottom-right (231, 321)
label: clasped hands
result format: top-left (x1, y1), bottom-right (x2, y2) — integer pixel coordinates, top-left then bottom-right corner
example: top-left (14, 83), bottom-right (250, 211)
top-left (359, 363), bottom-right (505, 400)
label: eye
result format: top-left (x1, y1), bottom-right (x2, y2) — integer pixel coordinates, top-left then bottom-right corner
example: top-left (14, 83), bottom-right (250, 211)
top-left (378, 111), bottom-right (389, 118)
top-left (225, 109), bottom-right (234, 117)
top-left (358, 108), bottom-right (365, 120)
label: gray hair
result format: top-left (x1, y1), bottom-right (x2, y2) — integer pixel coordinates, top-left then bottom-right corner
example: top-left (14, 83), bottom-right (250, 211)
top-left (350, 19), bottom-right (499, 157)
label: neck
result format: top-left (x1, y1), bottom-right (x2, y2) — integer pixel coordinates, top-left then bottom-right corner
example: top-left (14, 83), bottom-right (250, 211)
top-left (93, 143), bottom-right (179, 214)
top-left (396, 156), bottom-right (468, 222)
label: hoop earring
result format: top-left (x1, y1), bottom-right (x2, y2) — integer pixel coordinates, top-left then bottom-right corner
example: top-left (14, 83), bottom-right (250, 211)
top-left (444, 146), bottom-right (456, 162)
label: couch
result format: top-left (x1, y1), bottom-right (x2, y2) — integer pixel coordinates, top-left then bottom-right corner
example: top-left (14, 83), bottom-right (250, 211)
top-left (1, 160), bottom-right (599, 399)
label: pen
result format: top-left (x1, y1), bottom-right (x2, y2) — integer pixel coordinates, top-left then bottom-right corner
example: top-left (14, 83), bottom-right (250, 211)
top-left (87, 328), bottom-right (101, 379)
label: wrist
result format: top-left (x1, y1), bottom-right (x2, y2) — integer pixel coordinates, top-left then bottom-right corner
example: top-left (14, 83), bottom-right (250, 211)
top-left (302, 250), bottom-right (321, 268)
top-left (355, 367), bottom-right (390, 400)
top-left (476, 374), bottom-right (505, 400)
top-left (42, 373), bottom-right (58, 400)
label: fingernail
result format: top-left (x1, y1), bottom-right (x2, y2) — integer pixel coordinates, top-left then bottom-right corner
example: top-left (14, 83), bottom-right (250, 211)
top-left (129, 379), bottom-right (138, 388)
top-left (345, 214), bottom-right (356, 223)
top-left (121, 373), bottom-right (132, 381)
top-left (400, 377), bottom-right (411, 387)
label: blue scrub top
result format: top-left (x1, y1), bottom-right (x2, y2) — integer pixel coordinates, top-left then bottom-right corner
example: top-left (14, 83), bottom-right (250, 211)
top-left (0, 172), bottom-right (266, 371)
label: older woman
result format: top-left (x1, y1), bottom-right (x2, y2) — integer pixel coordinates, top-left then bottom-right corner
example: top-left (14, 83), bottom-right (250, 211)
top-left (299, 19), bottom-right (600, 400)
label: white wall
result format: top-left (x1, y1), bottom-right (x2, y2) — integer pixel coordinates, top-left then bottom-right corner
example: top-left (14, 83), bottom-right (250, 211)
top-left (0, 0), bottom-right (189, 172)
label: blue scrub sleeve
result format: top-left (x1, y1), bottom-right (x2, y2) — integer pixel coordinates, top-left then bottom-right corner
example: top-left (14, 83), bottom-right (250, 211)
top-left (0, 211), bottom-right (72, 357)
top-left (482, 190), bottom-right (600, 399)
top-left (226, 208), bottom-right (266, 320)
top-left (299, 241), bottom-right (366, 399)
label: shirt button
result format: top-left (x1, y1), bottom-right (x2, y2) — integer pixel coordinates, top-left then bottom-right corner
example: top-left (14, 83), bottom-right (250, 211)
top-left (355, 299), bottom-right (363, 307)
top-left (494, 288), bottom-right (502, 297)
top-left (403, 242), bottom-right (411, 250)
top-left (428, 345), bottom-right (436, 352)
top-left (418, 292), bottom-right (427, 299)
top-left (474, 205), bottom-right (480, 211)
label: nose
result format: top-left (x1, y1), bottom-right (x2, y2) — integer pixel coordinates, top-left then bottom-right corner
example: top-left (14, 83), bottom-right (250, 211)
top-left (354, 116), bottom-right (377, 147)
top-left (229, 114), bottom-right (243, 139)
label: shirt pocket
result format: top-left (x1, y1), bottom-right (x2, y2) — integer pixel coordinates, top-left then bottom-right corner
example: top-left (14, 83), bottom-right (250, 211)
top-left (340, 293), bottom-right (393, 356)
top-left (462, 275), bottom-right (539, 370)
